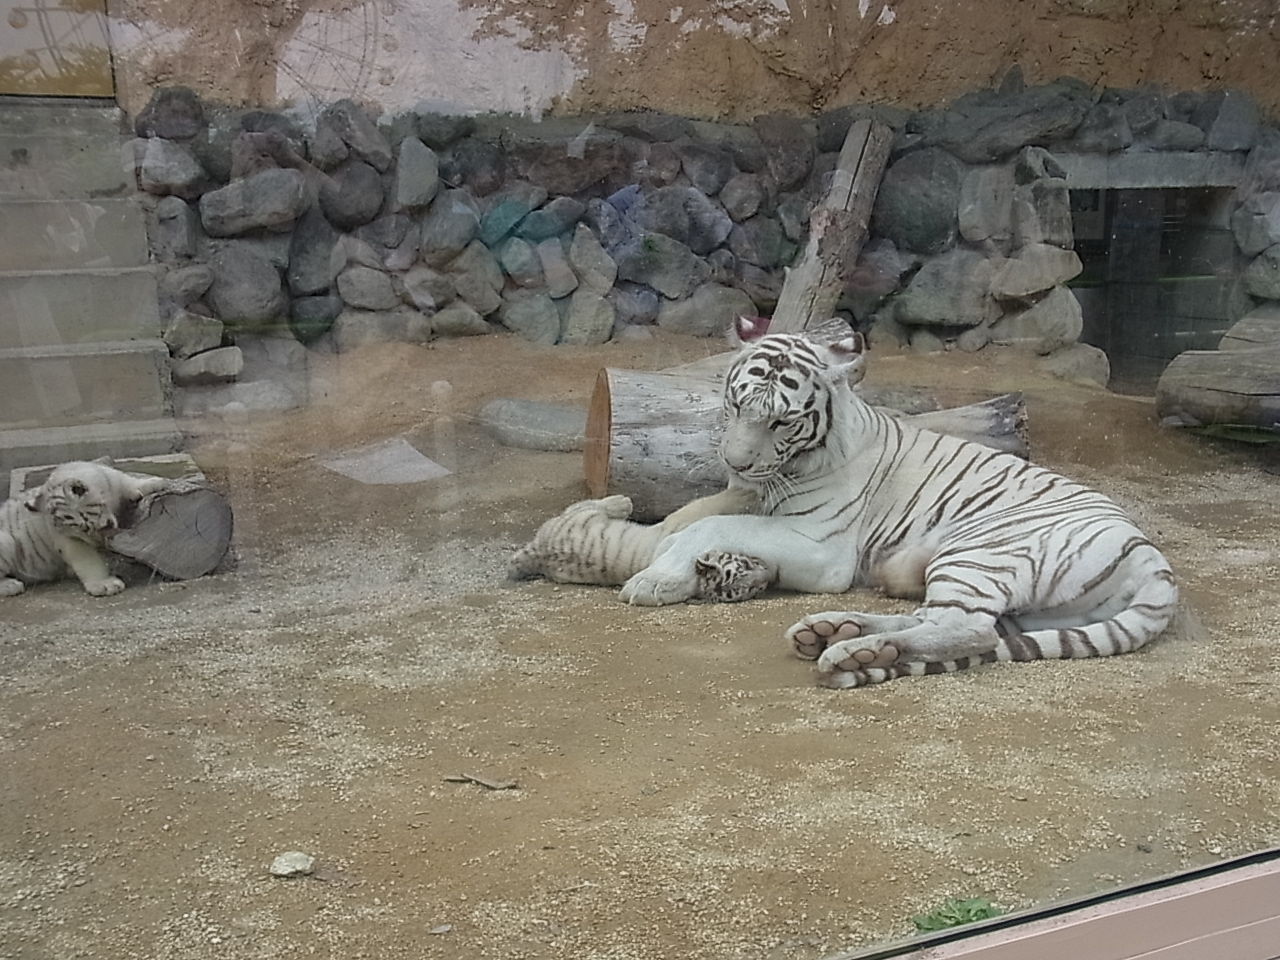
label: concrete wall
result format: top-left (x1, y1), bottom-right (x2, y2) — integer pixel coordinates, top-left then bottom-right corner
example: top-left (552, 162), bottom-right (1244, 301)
top-left (105, 0), bottom-right (1280, 121)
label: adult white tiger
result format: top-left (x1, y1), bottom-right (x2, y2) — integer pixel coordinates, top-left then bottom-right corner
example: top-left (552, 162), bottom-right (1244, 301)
top-left (620, 320), bottom-right (1178, 688)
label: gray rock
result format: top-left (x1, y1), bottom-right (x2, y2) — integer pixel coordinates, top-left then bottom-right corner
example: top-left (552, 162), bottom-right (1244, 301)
top-left (615, 233), bottom-right (710, 299)
top-left (602, 111), bottom-right (696, 142)
top-left (516, 196), bottom-right (586, 242)
top-left (287, 205), bottom-right (341, 296)
top-left (728, 216), bottom-right (786, 269)
top-left (138, 138), bottom-right (207, 199)
top-left (560, 288), bottom-right (615, 345)
top-left (536, 238), bottom-right (579, 298)
top-left (320, 160), bottom-right (384, 229)
top-left (641, 142), bottom-right (683, 187)
top-left (198, 168), bottom-right (308, 237)
top-left (676, 140), bottom-right (733, 195)
top-left (909, 328), bottom-right (947, 354)
top-left (1069, 103), bottom-right (1133, 153)
top-left (419, 189), bottom-right (481, 266)
top-left (401, 265), bottom-right (456, 311)
top-left (872, 147), bottom-right (965, 254)
top-left (310, 121), bottom-right (349, 170)
top-left (415, 112), bottom-right (476, 149)
top-left (172, 345), bottom-right (243, 386)
top-left (479, 183), bottom-right (547, 246)
top-left (200, 231), bottom-right (293, 271)
top-left (958, 166), bottom-right (1014, 244)
top-left (707, 248), bottom-right (737, 285)
top-left (1013, 145), bottom-right (1067, 185)
top-left (318, 99), bottom-right (392, 171)
top-left (1244, 243), bottom-right (1280, 300)
top-left (955, 325), bottom-right (991, 353)
top-left (236, 334), bottom-right (308, 395)
top-left (289, 295), bottom-right (343, 343)
top-left (332, 307), bottom-right (431, 351)
top-left (568, 223), bottom-right (617, 293)
top-left (498, 289), bottom-right (560, 345)
top-left (584, 197), bottom-right (632, 252)
top-left (720, 174), bottom-right (764, 222)
top-left (817, 104), bottom-right (873, 152)
top-left (690, 121), bottom-right (768, 173)
top-left (753, 113), bottom-right (815, 190)
top-left (448, 240), bottom-right (504, 315)
top-left (338, 266), bottom-right (399, 311)
top-left (734, 261), bottom-right (784, 310)
top-left (160, 263), bottom-right (214, 307)
top-left (608, 282), bottom-right (660, 325)
top-left (355, 213), bottom-right (413, 253)
top-left (989, 243), bottom-right (1083, 299)
top-left (1042, 342), bottom-right (1110, 387)
top-left (207, 245), bottom-right (285, 330)
top-left (163, 309), bottom-right (223, 359)
top-left (431, 301), bottom-right (491, 336)
top-left (866, 307), bottom-right (910, 349)
top-left (842, 238), bottom-right (916, 318)
top-left (894, 248), bottom-right (1000, 328)
top-left (989, 286), bottom-right (1083, 354)
top-left (1011, 178), bottom-right (1073, 248)
top-left (656, 282), bottom-right (755, 337)
top-left (135, 87), bottom-right (206, 140)
top-left (152, 196), bottom-right (199, 260)
top-left (776, 194), bottom-right (810, 243)
top-left (1122, 90), bottom-right (1165, 135)
top-left (480, 398), bottom-right (587, 452)
top-left (497, 238), bottom-right (544, 288)
top-left (1143, 119), bottom-right (1206, 151)
top-left (933, 83), bottom-right (1089, 163)
top-left (627, 186), bottom-right (731, 255)
top-left (441, 138), bottom-right (504, 196)
top-left (1192, 90), bottom-right (1259, 151)
top-left (1230, 192), bottom-right (1280, 257)
top-left (393, 136), bottom-right (440, 211)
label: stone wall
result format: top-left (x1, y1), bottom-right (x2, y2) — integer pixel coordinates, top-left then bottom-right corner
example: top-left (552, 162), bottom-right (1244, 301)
top-left (128, 76), bottom-right (1280, 413)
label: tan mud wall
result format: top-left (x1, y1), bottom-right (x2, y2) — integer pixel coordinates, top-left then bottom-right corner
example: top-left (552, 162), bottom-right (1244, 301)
top-left (106, 0), bottom-right (1280, 119)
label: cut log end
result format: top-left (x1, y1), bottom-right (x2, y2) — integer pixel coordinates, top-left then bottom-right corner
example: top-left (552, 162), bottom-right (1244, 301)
top-left (109, 481), bottom-right (234, 581)
top-left (584, 368), bottom-right (613, 497)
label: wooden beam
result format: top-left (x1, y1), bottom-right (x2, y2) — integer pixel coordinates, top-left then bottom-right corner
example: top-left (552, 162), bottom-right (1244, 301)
top-left (769, 118), bottom-right (895, 333)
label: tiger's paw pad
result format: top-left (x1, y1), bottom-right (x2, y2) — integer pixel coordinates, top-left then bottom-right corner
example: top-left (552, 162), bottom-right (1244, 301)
top-left (784, 614), bottom-right (865, 661)
top-left (84, 576), bottom-right (126, 597)
top-left (0, 577), bottom-right (25, 597)
top-left (816, 637), bottom-right (900, 674)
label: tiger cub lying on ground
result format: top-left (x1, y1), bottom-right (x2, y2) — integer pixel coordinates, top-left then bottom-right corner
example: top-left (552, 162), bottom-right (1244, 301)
top-left (0, 459), bottom-right (168, 598)
top-left (508, 489), bottom-right (774, 602)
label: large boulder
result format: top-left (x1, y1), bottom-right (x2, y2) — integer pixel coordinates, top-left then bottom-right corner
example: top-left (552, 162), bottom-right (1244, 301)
top-left (989, 243), bottom-right (1083, 299)
top-left (1244, 243), bottom-right (1280, 300)
top-left (932, 83), bottom-right (1090, 163)
top-left (207, 244), bottom-right (286, 329)
top-left (498, 289), bottom-right (561, 345)
top-left (872, 148), bottom-right (965, 254)
top-left (626, 186), bottom-right (731, 255)
top-left (894, 248), bottom-right (1000, 328)
top-left (728, 216), bottom-right (787, 269)
top-left (614, 233), bottom-right (710, 299)
top-left (569, 224), bottom-right (617, 293)
top-left (675, 140), bottom-right (734, 195)
top-left (989, 286), bottom-right (1083, 354)
top-left (1231, 192), bottom-right (1280, 257)
top-left (419, 189), bottom-right (481, 266)
top-left (516, 196), bottom-right (586, 243)
top-left (447, 241), bottom-right (504, 316)
top-left (560, 288), bottom-right (616, 345)
top-left (137, 138), bottom-right (207, 199)
top-left (337, 265), bottom-right (399, 311)
top-left (753, 113), bottom-right (815, 190)
top-left (392, 136), bottom-right (440, 211)
top-left (319, 160), bottom-right (384, 229)
top-left (536, 238), bottom-right (578, 299)
top-left (401, 265), bottom-right (456, 312)
top-left (316, 99), bottom-right (392, 171)
top-left (135, 86), bottom-right (206, 140)
top-left (287, 205), bottom-right (341, 296)
top-left (656, 282), bottom-right (755, 337)
top-left (1191, 90), bottom-right (1260, 151)
top-left (152, 197), bottom-right (199, 260)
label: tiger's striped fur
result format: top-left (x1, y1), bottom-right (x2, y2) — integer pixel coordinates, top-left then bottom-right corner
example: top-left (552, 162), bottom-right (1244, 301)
top-left (509, 491), bottom-right (772, 602)
top-left (619, 322), bottom-right (1178, 688)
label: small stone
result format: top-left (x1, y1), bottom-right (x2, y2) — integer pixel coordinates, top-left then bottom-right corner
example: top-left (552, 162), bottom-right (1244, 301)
top-left (138, 138), bottom-right (207, 199)
top-left (656, 281), bottom-right (755, 337)
top-left (448, 241), bottom-right (504, 316)
top-left (614, 233), bottom-right (709, 299)
top-left (163, 309), bottom-right (223, 359)
top-left (269, 852), bottom-right (315, 878)
top-left (608, 282), bottom-right (660, 325)
top-left (989, 244), bottom-right (1083, 299)
top-left (441, 137), bottom-right (505, 196)
top-left (498, 289), bottom-right (560, 345)
top-left (675, 140), bottom-right (733, 195)
top-left (320, 160), bottom-right (384, 230)
top-left (1230, 192), bottom-right (1280, 257)
top-left (402, 265), bottom-right (456, 311)
top-left (338, 266), bottom-right (399, 311)
top-left (516, 197), bottom-right (587, 243)
top-left (429, 924), bottom-right (454, 936)
top-left (480, 398), bottom-right (586, 451)
top-left (497, 238), bottom-right (544, 288)
top-left (753, 113), bottom-right (814, 190)
top-left (289, 295), bottom-right (343, 343)
top-left (152, 196), bottom-right (199, 261)
top-left (1069, 103), bottom-right (1133, 153)
top-left (720, 174), bottom-right (764, 222)
top-left (200, 168), bottom-right (308, 237)
top-left (568, 224), bottom-right (617, 293)
top-left (207, 245), bottom-right (285, 330)
top-left (172, 346), bottom-right (243, 386)
top-left (415, 112), bottom-right (475, 149)
top-left (136, 87), bottom-right (206, 140)
top-left (990, 286), bottom-right (1083, 354)
top-left (160, 263), bottom-right (214, 307)
top-left (1143, 120), bottom-right (1205, 151)
top-left (728, 216), bottom-right (787, 269)
top-left (1244, 243), bottom-right (1280, 300)
top-left (584, 198), bottom-right (631, 252)
top-left (895, 248), bottom-right (1000, 328)
top-left (287, 204), bottom-right (342, 296)
top-left (431, 301), bottom-right (491, 336)
top-left (537, 238), bottom-right (578, 298)
top-left (909, 328), bottom-right (946, 354)
top-left (318, 99), bottom-right (392, 171)
top-left (560, 288), bottom-right (615, 345)
top-left (419, 189), bottom-right (481, 266)
top-left (393, 136), bottom-right (440, 211)
top-left (1042, 342), bottom-right (1110, 387)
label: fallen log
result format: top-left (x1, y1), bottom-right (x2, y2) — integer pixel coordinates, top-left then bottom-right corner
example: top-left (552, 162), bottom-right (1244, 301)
top-left (584, 368), bottom-right (1029, 520)
top-left (109, 479), bottom-right (234, 580)
top-left (1155, 345), bottom-right (1280, 432)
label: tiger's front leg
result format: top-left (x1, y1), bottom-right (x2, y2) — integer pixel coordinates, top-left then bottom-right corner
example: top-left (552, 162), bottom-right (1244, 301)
top-left (58, 536), bottom-right (125, 597)
top-left (619, 514), bottom-right (853, 606)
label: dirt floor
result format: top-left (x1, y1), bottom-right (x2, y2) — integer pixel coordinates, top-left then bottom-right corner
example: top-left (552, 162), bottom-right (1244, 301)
top-left (2, 331), bottom-right (1278, 960)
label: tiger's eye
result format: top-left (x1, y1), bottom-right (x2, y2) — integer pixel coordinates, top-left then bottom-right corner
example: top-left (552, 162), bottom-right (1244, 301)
top-left (69, 481), bottom-right (87, 496)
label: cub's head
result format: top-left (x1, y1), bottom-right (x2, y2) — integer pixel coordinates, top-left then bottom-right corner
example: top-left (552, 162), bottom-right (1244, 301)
top-left (693, 550), bottom-right (772, 603)
top-left (23, 460), bottom-right (141, 536)
top-left (720, 316), bottom-right (866, 484)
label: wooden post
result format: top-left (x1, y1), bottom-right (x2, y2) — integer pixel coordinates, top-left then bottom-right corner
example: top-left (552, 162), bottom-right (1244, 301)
top-left (769, 118), bottom-right (895, 333)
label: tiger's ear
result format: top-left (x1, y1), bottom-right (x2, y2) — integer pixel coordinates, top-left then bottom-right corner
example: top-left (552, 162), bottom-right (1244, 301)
top-left (824, 333), bottom-right (867, 385)
top-left (727, 315), bottom-right (770, 348)
top-left (92, 455), bottom-right (114, 466)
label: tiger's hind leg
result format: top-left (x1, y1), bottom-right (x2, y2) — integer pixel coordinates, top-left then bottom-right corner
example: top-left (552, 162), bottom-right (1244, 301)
top-left (0, 532), bottom-right (25, 596)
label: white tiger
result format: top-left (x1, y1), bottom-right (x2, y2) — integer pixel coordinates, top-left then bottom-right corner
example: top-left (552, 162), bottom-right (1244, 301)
top-left (509, 490), bottom-right (773, 602)
top-left (0, 459), bottom-right (168, 598)
top-left (620, 319), bottom-right (1178, 688)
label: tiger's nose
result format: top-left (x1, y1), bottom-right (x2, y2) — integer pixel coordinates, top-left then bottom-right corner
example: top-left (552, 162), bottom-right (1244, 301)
top-left (723, 455), bottom-right (753, 472)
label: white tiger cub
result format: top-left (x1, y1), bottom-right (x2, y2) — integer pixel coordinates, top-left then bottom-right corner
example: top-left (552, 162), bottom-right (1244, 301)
top-left (509, 489), bottom-right (774, 602)
top-left (621, 320), bottom-right (1179, 688)
top-left (0, 459), bottom-right (168, 598)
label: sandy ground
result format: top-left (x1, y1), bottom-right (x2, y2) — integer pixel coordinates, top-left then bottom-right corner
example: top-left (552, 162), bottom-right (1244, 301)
top-left (2, 331), bottom-right (1278, 960)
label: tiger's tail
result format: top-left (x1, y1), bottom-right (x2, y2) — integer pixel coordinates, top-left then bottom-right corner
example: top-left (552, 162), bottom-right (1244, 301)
top-left (507, 544), bottom-right (543, 581)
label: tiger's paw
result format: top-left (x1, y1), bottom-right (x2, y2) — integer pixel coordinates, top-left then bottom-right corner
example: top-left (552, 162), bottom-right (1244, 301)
top-left (816, 635), bottom-right (901, 675)
top-left (817, 667), bottom-right (895, 690)
top-left (83, 576), bottom-right (126, 597)
top-left (0, 577), bottom-right (25, 597)
top-left (620, 566), bottom-right (698, 606)
top-left (785, 613), bottom-right (866, 660)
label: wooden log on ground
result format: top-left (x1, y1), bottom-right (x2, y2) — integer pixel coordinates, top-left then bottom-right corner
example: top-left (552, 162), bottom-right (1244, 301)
top-left (108, 479), bottom-right (234, 580)
top-left (770, 119), bottom-right (895, 333)
top-left (1218, 306), bottom-right (1280, 351)
top-left (1155, 346), bottom-right (1280, 432)
top-left (584, 368), bottom-right (1030, 520)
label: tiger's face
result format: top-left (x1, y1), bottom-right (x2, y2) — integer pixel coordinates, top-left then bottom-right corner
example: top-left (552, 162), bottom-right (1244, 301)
top-left (23, 461), bottom-right (143, 538)
top-left (693, 550), bottom-right (772, 602)
top-left (719, 324), bottom-right (865, 485)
